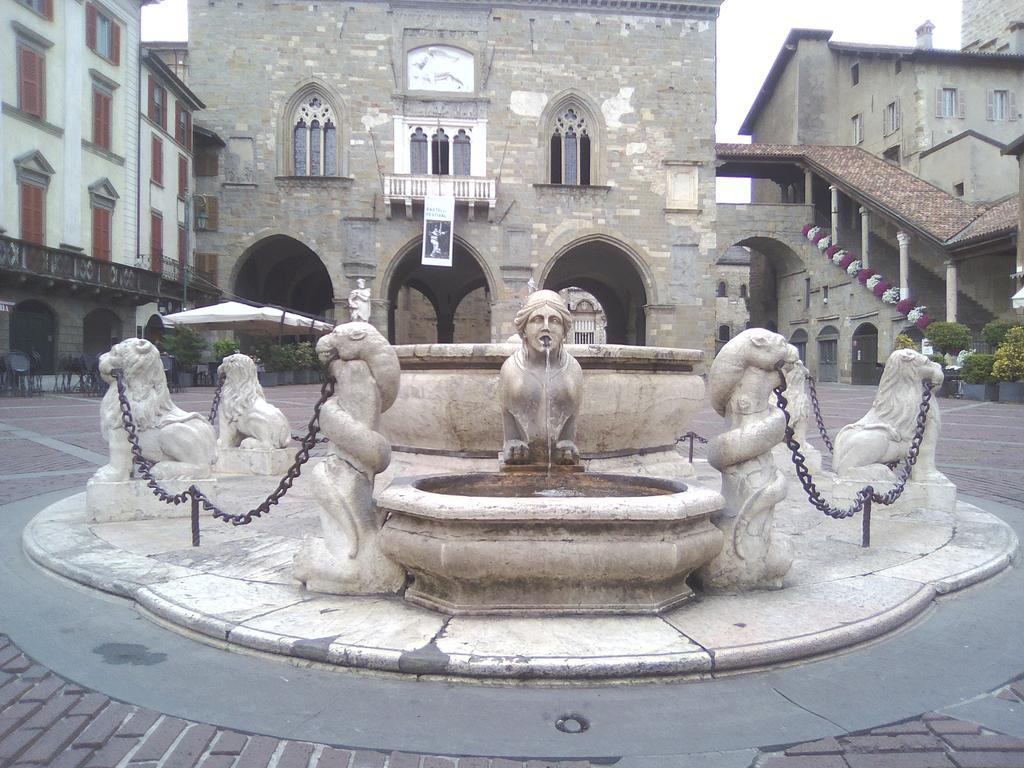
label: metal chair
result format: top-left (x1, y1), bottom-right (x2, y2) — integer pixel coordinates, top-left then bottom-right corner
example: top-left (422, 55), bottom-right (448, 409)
top-left (4, 351), bottom-right (32, 396)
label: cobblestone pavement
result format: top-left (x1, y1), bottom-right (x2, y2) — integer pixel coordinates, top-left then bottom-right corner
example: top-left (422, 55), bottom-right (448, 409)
top-left (1, 384), bottom-right (1023, 767)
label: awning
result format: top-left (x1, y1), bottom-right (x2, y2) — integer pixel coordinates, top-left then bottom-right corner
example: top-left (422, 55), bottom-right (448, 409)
top-left (161, 301), bottom-right (334, 335)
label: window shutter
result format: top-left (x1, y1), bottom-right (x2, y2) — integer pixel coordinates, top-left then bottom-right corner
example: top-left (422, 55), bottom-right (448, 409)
top-left (896, 97), bottom-right (901, 130)
top-left (152, 137), bottom-right (163, 184)
top-left (1011, 91), bottom-right (1018, 121)
top-left (935, 88), bottom-right (943, 118)
top-left (86, 4), bottom-right (97, 51)
top-left (93, 207), bottom-right (111, 261)
top-left (20, 183), bottom-right (45, 245)
top-left (175, 102), bottom-right (182, 143)
top-left (987, 90), bottom-right (995, 120)
top-left (19, 47), bottom-right (42, 117)
top-left (206, 197), bottom-right (218, 230)
top-left (92, 90), bottom-right (102, 145)
top-left (111, 21), bottom-right (120, 65)
top-left (178, 154), bottom-right (187, 197)
top-left (42, 0), bottom-right (53, 19)
top-left (957, 91), bottom-right (966, 118)
top-left (148, 76), bottom-right (156, 122)
top-left (185, 111), bottom-right (192, 150)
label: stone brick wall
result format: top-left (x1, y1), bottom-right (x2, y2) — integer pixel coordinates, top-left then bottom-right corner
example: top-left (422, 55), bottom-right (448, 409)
top-left (962, 0), bottom-right (1024, 50)
top-left (187, 0), bottom-right (722, 357)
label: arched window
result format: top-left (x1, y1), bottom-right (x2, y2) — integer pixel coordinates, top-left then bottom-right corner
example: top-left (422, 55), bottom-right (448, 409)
top-left (716, 281), bottom-right (727, 297)
top-left (410, 128), bottom-right (428, 174)
top-left (550, 108), bottom-right (591, 185)
top-left (453, 129), bottom-right (471, 175)
top-left (431, 128), bottom-right (449, 175)
top-left (739, 284), bottom-right (748, 299)
top-left (291, 96), bottom-right (338, 176)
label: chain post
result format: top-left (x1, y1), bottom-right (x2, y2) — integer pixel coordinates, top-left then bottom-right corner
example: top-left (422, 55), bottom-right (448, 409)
top-left (190, 486), bottom-right (201, 547)
top-left (688, 432), bottom-right (695, 463)
top-left (862, 491), bottom-right (872, 548)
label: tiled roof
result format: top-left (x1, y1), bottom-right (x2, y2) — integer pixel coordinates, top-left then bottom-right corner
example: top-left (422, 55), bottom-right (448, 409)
top-left (716, 143), bottom-right (984, 243)
top-left (948, 197), bottom-right (1019, 244)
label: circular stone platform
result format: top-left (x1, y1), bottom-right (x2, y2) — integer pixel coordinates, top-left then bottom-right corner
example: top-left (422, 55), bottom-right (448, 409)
top-left (22, 466), bottom-right (1019, 681)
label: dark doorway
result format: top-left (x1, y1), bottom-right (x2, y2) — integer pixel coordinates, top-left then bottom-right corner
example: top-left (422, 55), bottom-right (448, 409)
top-left (852, 322), bottom-right (880, 385)
top-left (789, 328), bottom-right (808, 362)
top-left (10, 300), bottom-right (56, 374)
top-left (83, 308), bottom-right (123, 357)
top-left (544, 239), bottom-right (647, 345)
top-left (817, 325), bottom-right (839, 383)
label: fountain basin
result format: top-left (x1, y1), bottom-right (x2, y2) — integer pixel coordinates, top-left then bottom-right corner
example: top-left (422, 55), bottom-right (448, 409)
top-left (381, 344), bottom-right (704, 459)
top-left (378, 473), bottom-right (724, 615)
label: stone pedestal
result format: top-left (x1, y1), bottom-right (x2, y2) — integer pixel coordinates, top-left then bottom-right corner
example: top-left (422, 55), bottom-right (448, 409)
top-left (214, 447), bottom-right (292, 477)
top-left (86, 478), bottom-right (217, 523)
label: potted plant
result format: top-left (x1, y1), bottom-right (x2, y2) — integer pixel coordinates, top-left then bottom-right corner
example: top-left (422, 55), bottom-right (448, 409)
top-left (212, 338), bottom-right (240, 363)
top-left (982, 320), bottom-right (1021, 352)
top-left (162, 326), bottom-right (207, 388)
top-left (960, 354), bottom-right (998, 401)
top-left (993, 326), bottom-right (1024, 402)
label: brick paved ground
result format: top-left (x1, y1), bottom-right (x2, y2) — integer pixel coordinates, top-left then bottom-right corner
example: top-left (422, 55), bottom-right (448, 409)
top-left (1, 384), bottom-right (1023, 767)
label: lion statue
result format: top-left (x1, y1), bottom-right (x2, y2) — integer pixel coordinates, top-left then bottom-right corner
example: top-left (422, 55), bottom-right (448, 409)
top-left (699, 328), bottom-right (798, 591)
top-left (92, 338), bottom-right (216, 483)
top-left (216, 354), bottom-right (291, 451)
top-left (833, 348), bottom-right (945, 482)
top-left (293, 322), bottom-right (406, 594)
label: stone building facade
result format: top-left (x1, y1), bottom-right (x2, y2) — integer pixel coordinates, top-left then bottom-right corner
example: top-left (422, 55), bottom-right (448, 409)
top-left (187, 0), bottom-right (724, 355)
top-left (962, 0), bottom-right (1024, 52)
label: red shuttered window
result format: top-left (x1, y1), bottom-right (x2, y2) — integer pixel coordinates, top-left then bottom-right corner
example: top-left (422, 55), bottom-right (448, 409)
top-left (150, 212), bottom-right (163, 272)
top-left (92, 206), bottom-right (112, 261)
top-left (19, 182), bottom-right (45, 245)
top-left (17, 44), bottom-right (45, 118)
top-left (86, 4), bottom-right (119, 64)
top-left (178, 155), bottom-right (188, 200)
top-left (92, 87), bottom-right (112, 149)
top-left (152, 136), bottom-right (163, 185)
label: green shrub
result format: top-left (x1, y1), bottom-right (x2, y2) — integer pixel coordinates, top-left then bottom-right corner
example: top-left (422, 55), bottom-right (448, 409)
top-left (295, 342), bottom-right (319, 369)
top-left (961, 354), bottom-right (996, 385)
top-left (924, 321), bottom-right (972, 356)
top-left (982, 320), bottom-right (1021, 349)
top-left (993, 327), bottom-right (1024, 382)
top-left (893, 334), bottom-right (917, 351)
top-left (212, 338), bottom-right (240, 361)
top-left (162, 326), bottom-right (207, 368)
top-left (928, 354), bottom-right (946, 367)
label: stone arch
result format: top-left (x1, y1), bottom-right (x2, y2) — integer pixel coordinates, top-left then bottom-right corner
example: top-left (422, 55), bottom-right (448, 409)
top-left (278, 78), bottom-right (348, 176)
top-left (719, 236), bottom-right (804, 334)
top-left (541, 234), bottom-right (654, 345)
top-left (789, 327), bottom-right (808, 361)
top-left (852, 321), bottom-right (880, 385)
top-left (381, 236), bottom-right (495, 343)
top-left (539, 89), bottom-right (605, 186)
top-left (233, 234), bottom-right (334, 318)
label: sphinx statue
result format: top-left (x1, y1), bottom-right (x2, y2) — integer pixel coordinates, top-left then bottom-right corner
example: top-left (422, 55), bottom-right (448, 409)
top-left (698, 329), bottom-right (797, 591)
top-left (499, 289), bottom-right (583, 467)
top-left (293, 322), bottom-right (406, 594)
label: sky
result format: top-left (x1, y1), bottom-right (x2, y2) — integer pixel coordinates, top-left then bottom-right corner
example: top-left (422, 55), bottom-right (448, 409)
top-left (141, 0), bottom-right (963, 200)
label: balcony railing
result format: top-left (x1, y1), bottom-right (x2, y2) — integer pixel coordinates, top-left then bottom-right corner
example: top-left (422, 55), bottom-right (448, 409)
top-left (382, 173), bottom-right (497, 221)
top-left (0, 235), bottom-right (160, 297)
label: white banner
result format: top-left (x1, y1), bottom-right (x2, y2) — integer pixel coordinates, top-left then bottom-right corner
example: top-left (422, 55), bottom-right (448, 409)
top-left (422, 196), bottom-right (454, 267)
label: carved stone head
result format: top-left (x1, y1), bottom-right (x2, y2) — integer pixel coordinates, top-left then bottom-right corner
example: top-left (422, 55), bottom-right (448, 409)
top-left (513, 289), bottom-right (573, 357)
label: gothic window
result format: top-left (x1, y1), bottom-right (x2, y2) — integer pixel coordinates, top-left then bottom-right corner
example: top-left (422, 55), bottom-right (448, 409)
top-left (716, 281), bottom-right (727, 298)
top-left (291, 96), bottom-right (338, 176)
top-left (431, 128), bottom-right (450, 175)
top-left (453, 130), bottom-right (471, 175)
top-left (410, 128), bottom-right (428, 174)
top-left (550, 108), bottom-right (591, 185)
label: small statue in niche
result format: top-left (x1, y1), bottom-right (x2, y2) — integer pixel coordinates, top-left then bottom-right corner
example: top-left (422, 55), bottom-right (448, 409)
top-left (499, 289), bottom-right (583, 466)
top-left (347, 278), bottom-right (371, 323)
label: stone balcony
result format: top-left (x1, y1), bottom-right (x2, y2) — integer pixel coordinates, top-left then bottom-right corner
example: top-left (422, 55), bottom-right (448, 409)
top-left (383, 173), bottom-right (497, 221)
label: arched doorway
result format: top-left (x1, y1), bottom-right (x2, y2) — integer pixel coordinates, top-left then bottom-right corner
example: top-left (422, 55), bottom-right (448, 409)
top-left (234, 235), bottom-right (334, 317)
top-left (817, 325), bottom-right (839, 383)
top-left (726, 237), bottom-right (803, 334)
top-left (9, 300), bottom-right (56, 374)
top-left (83, 309), bottom-right (123, 357)
top-left (852, 322), bottom-right (880, 385)
top-left (386, 239), bottom-right (492, 344)
top-left (144, 314), bottom-right (165, 347)
top-left (543, 238), bottom-right (649, 345)
top-left (789, 328), bottom-right (808, 362)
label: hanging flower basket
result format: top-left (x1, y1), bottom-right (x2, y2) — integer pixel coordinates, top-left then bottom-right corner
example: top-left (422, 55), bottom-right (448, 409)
top-left (802, 224), bottom-right (814, 237)
top-left (915, 314), bottom-right (931, 331)
top-left (839, 254), bottom-right (856, 270)
top-left (807, 226), bottom-right (822, 241)
top-left (866, 274), bottom-right (883, 290)
top-left (811, 230), bottom-right (828, 245)
top-left (847, 260), bottom-right (862, 276)
top-left (872, 279), bottom-right (892, 297)
top-left (817, 235), bottom-right (832, 250)
top-left (825, 244), bottom-right (839, 258)
top-left (882, 286), bottom-right (901, 304)
top-left (831, 249), bottom-right (847, 264)
top-left (857, 269), bottom-right (874, 284)
top-left (896, 298), bottom-right (916, 315)
top-left (907, 306), bottom-right (928, 324)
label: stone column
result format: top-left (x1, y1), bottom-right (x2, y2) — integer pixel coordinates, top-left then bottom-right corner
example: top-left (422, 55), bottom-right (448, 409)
top-left (830, 186), bottom-right (839, 243)
top-left (860, 207), bottom-right (871, 269)
top-left (804, 170), bottom-right (814, 207)
top-left (945, 260), bottom-right (958, 322)
top-left (897, 231), bottom-right (911, 298)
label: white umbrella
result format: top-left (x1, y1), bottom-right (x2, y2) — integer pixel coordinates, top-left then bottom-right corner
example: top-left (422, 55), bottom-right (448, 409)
top-left (161, 301), bottom-right (334, 335)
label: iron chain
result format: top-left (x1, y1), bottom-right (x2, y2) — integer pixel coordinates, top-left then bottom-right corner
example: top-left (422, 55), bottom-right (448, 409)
top-left (208, 374), bottom-right (224, 424)
top-left (774, 368), bottom-right (934, 517)
top-left (113, 370), bottom-right (336, 526)
top-left (805, 375), bottom-right (835, 455)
